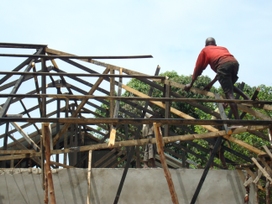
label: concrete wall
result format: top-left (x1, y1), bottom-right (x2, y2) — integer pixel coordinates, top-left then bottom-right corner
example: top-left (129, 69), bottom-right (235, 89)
top-left (0, 168), bottom-right (255, 204)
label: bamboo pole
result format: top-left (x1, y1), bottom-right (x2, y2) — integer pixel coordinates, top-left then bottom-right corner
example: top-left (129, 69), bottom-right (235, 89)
top-left (154, 123), bottom-right (179, 204)
top-left (41, 134), bottom-right (48, 204)
top-left (87, 150), bottom-right (92, 204)
top-left (43, 123), bottom-right (56, 204)
top-left (0, 125), bottom-right (267, 160)
top-left (44, 173), bottom-right (48, 204)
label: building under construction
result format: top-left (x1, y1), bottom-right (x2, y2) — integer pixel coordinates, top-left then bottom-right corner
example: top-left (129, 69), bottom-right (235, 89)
top-left (0, 42), bottom-right (272, 204)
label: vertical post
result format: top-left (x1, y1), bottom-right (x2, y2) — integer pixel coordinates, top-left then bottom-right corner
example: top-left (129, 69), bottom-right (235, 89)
top-left (268, 128), bottom-right (272, 147)
top-left (41, 57), bottom-right (48, 203)
top-left (265, 180), bottom-right (270, 204)
top-left (110, 67), bottom-right (115, 119)
top-left (64, 98), bottom-right (69, 165)
top-left (10, 154), bottom-right (14, 168)
top-left (44, 171), bottom-right (48, 204)
top-left (43, 123), bottom-right (56, 204)
top-left (87, 150), bottom-right (93, 204)
top-left (109, 68), bottom-right (122, 147)
top-left (136, 146), bottom-right (141, 168)
top-left (108, 68), bottom-right (116, 146)
top-left (154, 122), bottom-right (179, 204)
top-left (41, 58), bottom-right (46, 118)
top-left (56, 87), bottom-right (61, 165)
top-left (163, 79), bottom-right (170, 137)
top-left (41, 133), bottom-right (48, 204)
top-left (3, 122), bottom-right (9, 168)
top-left (263, 159), bottom-right (271, 204)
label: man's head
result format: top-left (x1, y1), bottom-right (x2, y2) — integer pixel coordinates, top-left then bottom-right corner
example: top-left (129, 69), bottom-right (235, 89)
top-left (205, 37), bottom-right (216, 46)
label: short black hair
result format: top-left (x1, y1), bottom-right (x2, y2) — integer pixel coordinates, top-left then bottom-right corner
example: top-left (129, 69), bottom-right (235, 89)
top-left (205, 37), bottom-right (216, 46)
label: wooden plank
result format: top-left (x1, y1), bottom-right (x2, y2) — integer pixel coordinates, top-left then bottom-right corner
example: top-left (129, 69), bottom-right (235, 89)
top-left (87, 150), bottom-right (92, 204)
top-left (108, 68), bottom-right (123, 147)
top-left (40, 134), bottom-right (45, 191)
top-left (43, 123), bottom-right (56, 204)
top-left (163, 77), bottom-right (170, 137)
top-left (10, 121), bottom-right (40, 151)
top-left (154, 122), bottom-right (179, 204)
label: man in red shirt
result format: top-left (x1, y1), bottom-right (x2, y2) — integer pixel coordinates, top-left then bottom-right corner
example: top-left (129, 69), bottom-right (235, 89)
top-left (184, 37), bottom-right (244, 119)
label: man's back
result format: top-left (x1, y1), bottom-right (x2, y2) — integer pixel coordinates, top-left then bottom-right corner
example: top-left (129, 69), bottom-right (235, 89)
top-left (198, 45), bottom-right (236, 71)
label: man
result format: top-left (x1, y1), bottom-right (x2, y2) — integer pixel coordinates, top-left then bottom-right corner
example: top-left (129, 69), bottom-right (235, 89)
top-left (184, 37), bottom-right (246, 119)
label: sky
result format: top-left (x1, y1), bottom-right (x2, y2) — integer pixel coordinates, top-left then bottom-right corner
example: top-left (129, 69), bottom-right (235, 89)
top-left (0, 1), bottom-right (271, 163)
top-left (1, 0), bottom-right (272, 88)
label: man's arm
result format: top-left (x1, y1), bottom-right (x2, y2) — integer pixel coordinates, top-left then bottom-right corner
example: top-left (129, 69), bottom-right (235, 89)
top-left (184, 50), bottom-right (207, 92)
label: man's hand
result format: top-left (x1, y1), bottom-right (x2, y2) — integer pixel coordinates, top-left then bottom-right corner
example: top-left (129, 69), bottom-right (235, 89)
top-left (184, 84), bottom-right (192, 92)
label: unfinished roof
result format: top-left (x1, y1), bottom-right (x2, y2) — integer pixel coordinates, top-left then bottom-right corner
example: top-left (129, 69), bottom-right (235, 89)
top-left (0, 42), bottom-right (272, 203)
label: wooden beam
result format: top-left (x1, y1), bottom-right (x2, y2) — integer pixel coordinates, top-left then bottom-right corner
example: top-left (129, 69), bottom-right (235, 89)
top-left (9, 121), bottom-right (40, 151)
top-left (1, 117), bottom-right (271, 127)
top-left (0, 125), bottom-right (267, 159)
top-left (163, 76), bottom-right (171, 137)
top-left (43, 123), bottom-right (56, 204)
top-left (154, 123), bottom-right (179, 204)
top-left (108, 68), bottom-right (121, 147)
top-left (87, 150), bottom-right (92, 204)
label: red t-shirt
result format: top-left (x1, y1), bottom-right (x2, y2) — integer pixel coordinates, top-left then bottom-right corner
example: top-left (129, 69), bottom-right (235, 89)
top-left (192, 45), bottom-right (237, 80)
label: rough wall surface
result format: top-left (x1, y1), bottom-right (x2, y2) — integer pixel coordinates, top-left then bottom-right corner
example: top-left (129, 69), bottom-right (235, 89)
top-left (0, 168), bottom-right (255, 204)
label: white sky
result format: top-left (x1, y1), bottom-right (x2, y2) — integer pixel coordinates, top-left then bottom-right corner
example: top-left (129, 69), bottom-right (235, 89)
top-left (1, 0), bottom-right (272, 87)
